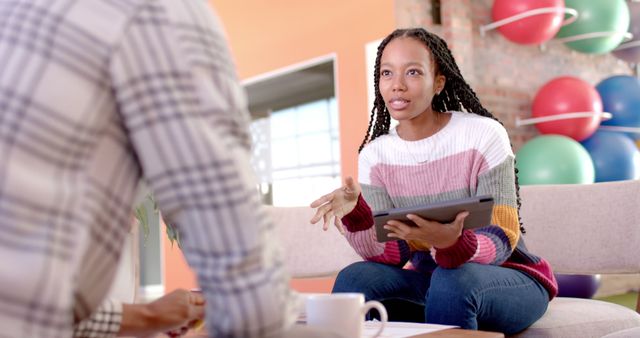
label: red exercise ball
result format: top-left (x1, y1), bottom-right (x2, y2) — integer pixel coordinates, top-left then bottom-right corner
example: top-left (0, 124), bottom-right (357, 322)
top-left (492, 0), bottom-right (565, 44)
top-left (532, 76), bottom-right (603, 141)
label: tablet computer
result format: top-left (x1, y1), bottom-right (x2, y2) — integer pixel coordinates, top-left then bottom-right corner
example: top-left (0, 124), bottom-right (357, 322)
top-left (373, 195), bottom-right (494, 243)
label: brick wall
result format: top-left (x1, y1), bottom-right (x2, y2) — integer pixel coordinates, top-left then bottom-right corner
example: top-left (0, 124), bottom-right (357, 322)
top-left (395, 0), bottom-right (633, 150)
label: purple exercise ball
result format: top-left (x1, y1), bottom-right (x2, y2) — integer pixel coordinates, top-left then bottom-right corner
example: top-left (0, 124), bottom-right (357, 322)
top-left (613, 1), bottom-right (640, 63)
top-left (555, 274), bottom-right (601, 298)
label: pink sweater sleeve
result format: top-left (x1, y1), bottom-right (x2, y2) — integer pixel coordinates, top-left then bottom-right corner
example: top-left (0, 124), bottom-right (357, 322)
top-left (342, 195), bottom-right (411, 267)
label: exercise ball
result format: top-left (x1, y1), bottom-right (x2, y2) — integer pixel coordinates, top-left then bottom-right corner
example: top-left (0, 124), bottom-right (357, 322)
top-left (492, 0), bottom-right (565, 44)
top-left (596, 75), bottom-right (640, 132)
top-left (516, 135), bottom-right (595, 185)
top-left (532, 76), bottom-right (603, 141)
top-left (555, 274), bottom-right (601, 299)
top-left (612, 1), bottom-right (640, 63)
top-left (556, 0), bottom-right (630, 54)
top-left (581, 130), bottom-right (640, 182)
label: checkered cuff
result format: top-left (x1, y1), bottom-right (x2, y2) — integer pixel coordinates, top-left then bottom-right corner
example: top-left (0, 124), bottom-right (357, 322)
top-left (73, 299), bottom-right (122, 338)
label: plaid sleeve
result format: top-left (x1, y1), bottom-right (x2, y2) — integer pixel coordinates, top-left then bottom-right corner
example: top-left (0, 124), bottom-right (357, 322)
top-left (73, 299), bottom-right (122, 338)
top-left (108, 2), bottom-right (297, 337)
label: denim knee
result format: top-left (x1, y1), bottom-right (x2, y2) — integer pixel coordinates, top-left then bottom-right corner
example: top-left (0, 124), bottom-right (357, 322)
top-left (428, 265), bottom-right (481, 306)
top-left (332, 262), bottom-right (379, 297)
top-left (426, 265), bottom-right (482, 328)
top-left (431, 264), bottom-right (478, 289)
top-left (426, 263), bottom-right (549, 333)
top-left (332, 261), bottom-right (431, 303)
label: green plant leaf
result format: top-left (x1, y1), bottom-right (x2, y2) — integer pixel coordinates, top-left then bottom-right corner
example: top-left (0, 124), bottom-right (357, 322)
top-left (135, 203), bottom-right (150, 244)
top-left (135, 193), bottom-right (181, 248)
top-left (150, 194), bottom-right (159, 213)
top-left (165, 221), bottom-right (181, 249)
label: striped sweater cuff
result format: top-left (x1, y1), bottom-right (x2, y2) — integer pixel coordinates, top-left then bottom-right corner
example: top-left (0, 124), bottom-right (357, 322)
top-left (341, 194), bottom-right (374, 232)
top-left (431, 229), bottom-right (477, 268)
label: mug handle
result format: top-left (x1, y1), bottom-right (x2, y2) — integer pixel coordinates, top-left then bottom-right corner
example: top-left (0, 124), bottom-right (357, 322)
top-left (361, 300), bottom-right (388, 338)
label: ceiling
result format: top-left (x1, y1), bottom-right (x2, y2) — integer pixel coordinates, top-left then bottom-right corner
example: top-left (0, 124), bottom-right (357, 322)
top-left (244, 61), bottom-right (335, 118)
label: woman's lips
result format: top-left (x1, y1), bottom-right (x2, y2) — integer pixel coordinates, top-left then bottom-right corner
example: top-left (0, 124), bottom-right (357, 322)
top-left (389, 98), bottom-right (410, 110)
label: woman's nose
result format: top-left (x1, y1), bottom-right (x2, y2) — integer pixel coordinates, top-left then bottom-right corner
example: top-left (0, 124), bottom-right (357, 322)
top-left (392, 76), bottom-right (406, 91)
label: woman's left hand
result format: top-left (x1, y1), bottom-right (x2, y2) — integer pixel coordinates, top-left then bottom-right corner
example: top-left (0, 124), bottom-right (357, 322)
top-left (384, 211), bottom-right (469, 249)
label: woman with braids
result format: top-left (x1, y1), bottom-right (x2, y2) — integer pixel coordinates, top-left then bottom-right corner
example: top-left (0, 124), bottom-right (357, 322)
top-left (309, 28), bottom-right (557, 335)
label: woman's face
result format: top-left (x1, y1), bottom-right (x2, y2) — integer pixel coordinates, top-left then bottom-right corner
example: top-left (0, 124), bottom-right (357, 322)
top-left (378, 37), bottom-right (445, 122)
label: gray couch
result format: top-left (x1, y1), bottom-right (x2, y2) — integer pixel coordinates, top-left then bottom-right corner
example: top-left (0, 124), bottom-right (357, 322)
top-left (269, 179), bottom-right (640, 338)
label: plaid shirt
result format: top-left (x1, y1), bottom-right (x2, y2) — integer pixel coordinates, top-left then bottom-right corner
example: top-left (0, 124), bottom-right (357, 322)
top-left (73, 300), bottom-right (122, 338)
top-left (0, 1), bottom-right (298, 337)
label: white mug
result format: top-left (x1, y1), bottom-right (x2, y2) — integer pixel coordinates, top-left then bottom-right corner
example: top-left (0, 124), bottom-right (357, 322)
top-left (305, 293), bottom-right (388, 338)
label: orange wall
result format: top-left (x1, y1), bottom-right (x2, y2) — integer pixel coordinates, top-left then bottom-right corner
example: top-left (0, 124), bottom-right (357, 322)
top-left (163, 234), bottom-right (197, 291)
top-left (211, 0), bottom-right (394, 179)
top-left (164, 1), bottom-right (395, 293)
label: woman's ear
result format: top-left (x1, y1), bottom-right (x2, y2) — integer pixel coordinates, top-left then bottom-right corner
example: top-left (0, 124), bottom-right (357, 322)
top-left (435, 75), bottom-right (446, 94)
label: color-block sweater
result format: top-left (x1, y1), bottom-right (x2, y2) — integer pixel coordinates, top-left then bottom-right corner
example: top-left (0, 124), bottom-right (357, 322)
top-left (342, 111), bottom-right (558, 299)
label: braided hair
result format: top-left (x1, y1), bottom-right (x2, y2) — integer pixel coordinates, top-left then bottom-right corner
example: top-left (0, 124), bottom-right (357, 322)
top-left (360, 28), bottom-right (525, 233)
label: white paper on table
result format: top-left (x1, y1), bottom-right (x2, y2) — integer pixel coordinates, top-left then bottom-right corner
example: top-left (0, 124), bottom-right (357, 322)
top-left (363, 321), bottom-right (458, 338)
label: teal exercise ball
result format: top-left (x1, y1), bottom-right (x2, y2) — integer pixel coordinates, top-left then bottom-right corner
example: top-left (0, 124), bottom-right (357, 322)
top-left (516, 135), bottom-right (595, 185)
top-left (556, 0), bottom-right (630, 54)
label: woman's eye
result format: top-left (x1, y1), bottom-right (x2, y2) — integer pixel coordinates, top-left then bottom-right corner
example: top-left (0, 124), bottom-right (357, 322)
top-left (380, 70), bottom-right (391, 77)
top-left (407, 69), bottom-right (422, 76)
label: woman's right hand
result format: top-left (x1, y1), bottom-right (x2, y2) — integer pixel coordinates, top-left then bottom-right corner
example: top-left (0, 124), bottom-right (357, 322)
top-left (309, 176), bottom-right (361, 234)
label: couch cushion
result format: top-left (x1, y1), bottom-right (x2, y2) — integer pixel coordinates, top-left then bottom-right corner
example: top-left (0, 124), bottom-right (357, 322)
top-left (601, 326), bottom-right (640, 338)
top-left (511, 298), bottom-right (640, 338)
top-left (519, 181), bottom-right (640, 274)
top-left (267, 206), bottom-right (362, 278)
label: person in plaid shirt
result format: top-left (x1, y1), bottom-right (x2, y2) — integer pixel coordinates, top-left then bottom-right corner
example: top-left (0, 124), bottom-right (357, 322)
top-left (0, 1), bottom-right (337, 337)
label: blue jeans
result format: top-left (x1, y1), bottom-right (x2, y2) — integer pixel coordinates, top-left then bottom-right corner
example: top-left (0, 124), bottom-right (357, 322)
top-left (332, 261), bottom-right (549, 335)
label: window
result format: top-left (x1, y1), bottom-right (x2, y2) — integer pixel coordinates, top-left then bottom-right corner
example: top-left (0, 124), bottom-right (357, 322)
top-left (245, 58), bottom-right (340, 206)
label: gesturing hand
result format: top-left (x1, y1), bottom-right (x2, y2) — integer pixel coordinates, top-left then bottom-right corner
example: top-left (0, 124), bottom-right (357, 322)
top-left (384, 211), bottom-right (469, 249)
top-left (309, 176), bottom-right (361, 234)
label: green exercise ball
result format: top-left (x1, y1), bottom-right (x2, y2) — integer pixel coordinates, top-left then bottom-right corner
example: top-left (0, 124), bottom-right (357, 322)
top-left (556, 0), bottom-right (630, 54)
top-left (516, 135), bottom-right (595, 185)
